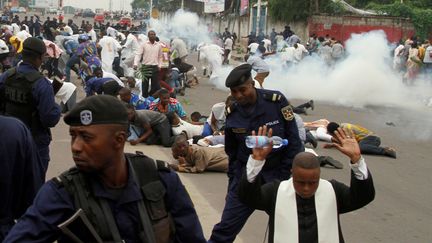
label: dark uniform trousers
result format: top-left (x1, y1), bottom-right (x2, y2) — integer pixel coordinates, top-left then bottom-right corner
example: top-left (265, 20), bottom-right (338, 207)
top-left (209, 89), bottom-right (304, 243)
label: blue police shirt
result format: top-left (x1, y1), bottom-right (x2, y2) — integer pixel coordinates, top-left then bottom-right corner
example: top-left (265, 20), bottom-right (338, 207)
top-left (3, 159), bottom-right (206, 243)
top-left (224, 88), bottom-right (304, 182)
top-left (0, 62), bottom-right (61, 148)
top-left (0, 116), bottom-right (44, 241)
top-left (85, 77), bottom-right (114, 97)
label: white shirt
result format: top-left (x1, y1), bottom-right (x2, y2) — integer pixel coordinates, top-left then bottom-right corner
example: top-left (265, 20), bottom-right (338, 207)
top-left (123, 34), bottom-right (139, 56)
top-left (87, 29), bottom-right (97, 43)
top-left (423, 46), bottom-right (432, 63)
top-left (262, 39), bottom-right (271, 52)
top-left (16, 30), bottom-right (31, 42)
top-left (247, 55), bottom-right (270, 73)
top-left (106, 26), bottom-right (118, 38)
top-left (0, 39), bottom-right (9, 54)
top-left (248, 43), bottom-right (259, 54)
top-left (294, 43), bottom-right (308, 62)
top-left (102, 71), bottom-right (125, 87)
top-left (129, 78), bottom-right (143, 98)
top-left (224, 37), bottom-right (233, 51)
top-left (11, 23), bottom-right (20, 35)
top-left (247, 155), bottom-right (369, 183)
top-left (280, 46), bottom-right (295, 62)
top-left (171, 38), bottom-right (188, 59)
top-left (171, 119), bottom-right (204, 138)
top-left (64, 25), bottom-right (73, 36)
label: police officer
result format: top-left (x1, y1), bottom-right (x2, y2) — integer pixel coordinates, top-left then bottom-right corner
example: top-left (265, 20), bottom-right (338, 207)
top-left (0, 116), bottom-right (44, 241)
top-left (0, 37), bottom-right (61, 176)
top-left (4, 95), bottom-right (206, 243)
top-left (208, 64), bottom-right (304, 243)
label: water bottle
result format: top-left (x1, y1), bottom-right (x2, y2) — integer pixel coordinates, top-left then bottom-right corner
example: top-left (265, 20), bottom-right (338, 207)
top-left (245, 136), bottom-right (288, 149)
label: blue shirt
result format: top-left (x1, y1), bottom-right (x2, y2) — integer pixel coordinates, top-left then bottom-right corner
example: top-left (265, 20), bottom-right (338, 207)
top-left (63, 39), bottom-right (79, 55)
top-left (85, 77), bottom-right (113, 97)
top-left (130, 93), bottom-right (150, 110)
top-left (224, 89), bottom-right (304, 182)
top-left (0, 116), bottom-right (44, 241)
top-left (0, 62), bottom-right (61, 148)
top-left (3, 159), bottom-right (206, 243)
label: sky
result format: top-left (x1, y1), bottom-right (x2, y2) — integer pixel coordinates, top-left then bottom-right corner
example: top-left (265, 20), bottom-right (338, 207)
top-left (63, 0), bottom-right (133, 12)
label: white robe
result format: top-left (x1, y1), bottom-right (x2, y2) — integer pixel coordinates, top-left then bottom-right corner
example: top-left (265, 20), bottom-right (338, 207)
top-left (98, 36), bottom-right (121, 74)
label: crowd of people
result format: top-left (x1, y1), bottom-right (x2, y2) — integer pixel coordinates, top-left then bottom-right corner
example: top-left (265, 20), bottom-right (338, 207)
top-left (2, 12), bottom-right (414, 243)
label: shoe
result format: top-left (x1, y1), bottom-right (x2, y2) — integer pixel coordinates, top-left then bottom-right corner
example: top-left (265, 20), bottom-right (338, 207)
top-left (309, 100), bottom-right (314, 110)
top-left (305, 131), bottom-right (318, 148)
top-left (384, 147), bottom-right (397, 159)
top-left (179, 87), bottom-right (186, 96)
top-left (319, 156), bottom-right (344, 169)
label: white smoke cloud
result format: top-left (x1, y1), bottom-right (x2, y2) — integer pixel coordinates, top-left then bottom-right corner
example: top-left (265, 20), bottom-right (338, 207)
top-left (149, 9), bottom-right (212, 46)
top-left (264, 30), bottom-right (429, 109)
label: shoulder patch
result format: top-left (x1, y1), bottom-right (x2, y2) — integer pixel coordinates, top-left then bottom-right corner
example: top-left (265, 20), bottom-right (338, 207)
top-left (263, 92), bottom-right (282, 102)
top-left (281, 105), bottom-right (294, 121)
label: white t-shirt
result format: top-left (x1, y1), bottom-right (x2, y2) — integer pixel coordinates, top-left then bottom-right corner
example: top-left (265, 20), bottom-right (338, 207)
top-left (294, 44), bottom-right (308, 62)
top-left (224, 38), bottom-right (233, 51)
top-left (262, 39), bottom-right (271, 52)
top-left (248, 43), bottom-right (259, 54)
top-left (172, 119), bottom-right (204, 138)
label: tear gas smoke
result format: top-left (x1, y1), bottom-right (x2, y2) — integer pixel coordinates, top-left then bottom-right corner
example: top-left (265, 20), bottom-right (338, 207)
top-left (149, 9), bottom-right (212, 46)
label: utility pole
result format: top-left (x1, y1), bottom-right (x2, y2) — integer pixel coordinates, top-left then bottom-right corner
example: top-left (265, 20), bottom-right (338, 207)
top-left (109, 0), bottom-right (113, 11)
top-left (181, 0), bottom-right (184, 10)
top-left (256, 0), bottom-right (261, 35)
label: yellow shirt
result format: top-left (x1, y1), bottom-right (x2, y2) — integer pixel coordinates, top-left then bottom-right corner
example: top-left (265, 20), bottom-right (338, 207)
top-left (9, 36), bottom-right (23, 53)
top-left (341, 123), bottom-right (373, 141)
top-left (419, 46), bottom-right (426, 61)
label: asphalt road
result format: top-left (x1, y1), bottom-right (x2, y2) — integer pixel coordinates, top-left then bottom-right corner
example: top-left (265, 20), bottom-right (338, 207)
top-left (17, 12), bottom-right (429, 242)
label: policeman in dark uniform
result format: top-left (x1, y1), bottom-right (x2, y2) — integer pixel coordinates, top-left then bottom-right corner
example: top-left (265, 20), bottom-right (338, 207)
top-left (4, 95), bottom-right (206, 243)
top-left (209, 64), bottom-right (304, 243)
top-left (0, 37), bottom-right (61, 175)
top-left (0, 116), bottom-right (44, 241)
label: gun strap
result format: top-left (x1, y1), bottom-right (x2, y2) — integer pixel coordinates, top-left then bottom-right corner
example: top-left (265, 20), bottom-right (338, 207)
top-left (99, 199), bottom-right (123, 243)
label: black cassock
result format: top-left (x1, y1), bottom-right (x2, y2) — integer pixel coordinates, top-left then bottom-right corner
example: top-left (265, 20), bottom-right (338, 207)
top-left (238, 170), bottom-right (375, 243)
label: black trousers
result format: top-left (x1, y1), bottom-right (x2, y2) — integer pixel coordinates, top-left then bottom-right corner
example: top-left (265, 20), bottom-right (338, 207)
top-left (146, 119), bottom-right (175, 147)
top-left (141, 65), bottom-right (160, 98)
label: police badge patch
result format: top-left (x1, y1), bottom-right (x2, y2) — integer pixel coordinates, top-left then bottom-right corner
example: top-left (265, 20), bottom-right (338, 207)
top-left (281, 106), bottom-right (294, 121)
top-left (80, 110), bottom-right (92, 125)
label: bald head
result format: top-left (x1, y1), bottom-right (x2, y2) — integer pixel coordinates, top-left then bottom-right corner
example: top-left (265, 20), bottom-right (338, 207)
top-left (292, 152), bottom-right (320, 170)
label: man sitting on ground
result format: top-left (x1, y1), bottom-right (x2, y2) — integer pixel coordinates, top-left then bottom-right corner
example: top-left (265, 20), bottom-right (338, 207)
top-left (150, 88), bottom-right (187, 120)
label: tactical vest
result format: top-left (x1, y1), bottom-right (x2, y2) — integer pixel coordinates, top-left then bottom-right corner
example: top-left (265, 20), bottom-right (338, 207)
top-left (53, 152), bottom-right (175, 243)
top-left (0, 67), bottom-right (43, 131)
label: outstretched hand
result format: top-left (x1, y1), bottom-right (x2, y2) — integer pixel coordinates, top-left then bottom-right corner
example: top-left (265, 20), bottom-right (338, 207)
top-left (326, 128), bottom-right (361, 163)
top-left (251, 126), bottom-right (273, 161)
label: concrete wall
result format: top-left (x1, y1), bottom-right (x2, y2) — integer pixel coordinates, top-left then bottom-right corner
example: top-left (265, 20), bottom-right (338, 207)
top-left (309, 14), bottom-right (416, 43)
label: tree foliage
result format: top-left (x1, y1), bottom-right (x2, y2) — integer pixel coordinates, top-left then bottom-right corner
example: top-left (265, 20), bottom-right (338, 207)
top-left (368, 2), bottom-right (432, 39)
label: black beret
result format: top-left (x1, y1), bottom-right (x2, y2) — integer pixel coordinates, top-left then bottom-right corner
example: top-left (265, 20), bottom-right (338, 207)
top-left (64, 95), bottom-right (129, 126)
top-left (225, 64), bottom-right (252, 88)
top-left (23, 37), bottom-right (46, 55)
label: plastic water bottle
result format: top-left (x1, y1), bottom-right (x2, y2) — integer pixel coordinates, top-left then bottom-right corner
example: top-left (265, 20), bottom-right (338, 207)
top-left (245, 136), bottom-right (288, 149)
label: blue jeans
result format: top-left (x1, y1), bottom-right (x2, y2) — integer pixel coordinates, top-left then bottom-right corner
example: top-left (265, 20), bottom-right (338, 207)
top-left (65, 54), bottom-right (80, 82)
top-left (359, 135), bottom-right (385, 155)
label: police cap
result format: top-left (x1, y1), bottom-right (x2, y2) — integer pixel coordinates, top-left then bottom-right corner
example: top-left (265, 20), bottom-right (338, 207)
top-left (23, 37), bottom-right (46, 56)
top-left (225, 64), bottom-right (252, 88)
top-left (64, 95), bottom-right (129, 126)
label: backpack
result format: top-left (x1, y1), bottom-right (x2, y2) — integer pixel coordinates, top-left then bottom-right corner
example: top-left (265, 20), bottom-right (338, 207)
top-left (53, 152), bottom-right (175, 243)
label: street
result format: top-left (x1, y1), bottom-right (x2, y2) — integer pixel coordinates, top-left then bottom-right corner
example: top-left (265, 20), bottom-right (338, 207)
top-left (46, 49), bottom-right (432, 242)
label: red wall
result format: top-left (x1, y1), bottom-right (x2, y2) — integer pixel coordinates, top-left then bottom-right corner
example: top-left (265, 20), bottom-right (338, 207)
top-left (309, 15), bottom-right (416, 44)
